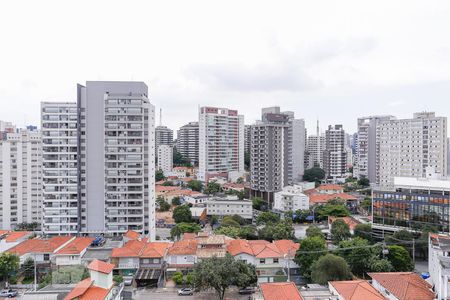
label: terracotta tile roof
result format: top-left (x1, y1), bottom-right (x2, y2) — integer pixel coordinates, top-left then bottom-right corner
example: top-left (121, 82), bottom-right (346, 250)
top-left (156, 186), bottom-right (181, 193)
top-left (227, 239), bottom-right (255, 256)
top-left (64, 278), bottom-right (93, 300)
top-left (8, 236), bottom-right (73, 255)
top-left (182, 233), bottom-right (197, 240)
top-left (252, 243), bottom-right (281, 258)
top-left (317, 184), bottom-right (343, 191)
top-left (368, 272), bottom-right (435, 300)
top-left (329, 216), bottom-right (361, 231)
top-left (165, 189), bottom-right (201, 197)
top-left (168, 239), bottom-right (198, 255)
top-left (141, 242), bottom-right (171, 258)
top-left (273, 240), bottom-right (300, 256)
top-left (260, 282), bottom-right (303, 300)
top-left (222, 183), bottom-right (245, 189)
top-left (182, 177), bottom-right (194, 182)
top-left (309, 193), bottom-right (357, 204)
top-left (156, 180), bottom-right (165, 185)
top-left (124, 230), bottom-right (141, 240)
top-left (0, 230), bottom-right (9, 235)
top-left (76, 285), bottom-right (110, 300)
top-left (329, 280), bottom-right (386, 300)
top-left (3, 231), bottom-right (31, 242)
top-left (111, 240), bottom-right (145, 258)
top-left (87, 259), bottom-right (115, 274)
top-left (56, 237), bottom-right (94, 255)
top-left (197, 234), bottom-right (226, 245)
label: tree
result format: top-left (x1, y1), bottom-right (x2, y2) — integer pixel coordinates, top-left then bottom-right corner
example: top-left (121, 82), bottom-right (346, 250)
top-left (387, 245), bottom-right (414, 272)
top-left (173, 205), bottom-right (192, 223)
top-left (315, 202), bottom-right (350, 221)
top-left (172, 271), bottom-right (184, 285)
top-left (311, 254), bottom-right (352, 284)
top-left (171, 196), bottom-right (181, 206)
top-left (331, 219), bottom-right (351, 244)
top-left (193, 254), bottom-right (256, 300)
top-left (306, 225), bottom-right (324, 239)
top-left (187, 180), bottom-right (203, 192)
top-left (210, 215), bottom-right (219, 226)
top-left (251, 197), bottom-right (266, 211)
top-left (303, 167), bottom-right (325, 182)
top-left (387, 229), bottom-right (413, 244)
top-left (22, 257), bottom-right (35, 280)
top-left (256, 212), bottom-right (280, 225)
top-left (155, 169), bottom-right (165, 182)
top-left (357, 176), bottom-right (370, 187)
top-left (258, 220), bottom-right (295, 241)
top-left (173, 148), bottom-right (192, 167)
top-left (156, 196), bottom-right (171, 212)
top-left (294, 236), bottom-right (327, 280)
top-left (354, 223), bottom-right (373, 243)
top-left (220, 217), bottom-right (240, 227)
top-left (170, 222), bottom-right (201, 240)
top-left (360, 197), bottom-right (372, 213)
top-left (204, 181), bottom-right (222, 195)
top-left (294, 209), bottom-right (313, 223)
top-left (162, 181), bottom-right (174, 186)
top-left (417, 225), bottom-right (438, 259)
top-left (0, 252), bottom-right (20, 283)
top-left (215, 226), bottom-right (258, 240)
top-left (236, 177), bottom-right (244, 184)
top-left (230, 214), bottom-right (246, 225)
top-left (368, 258), bottom-right (393, 272)
top-left (338, 238), bottom-right (373, 277)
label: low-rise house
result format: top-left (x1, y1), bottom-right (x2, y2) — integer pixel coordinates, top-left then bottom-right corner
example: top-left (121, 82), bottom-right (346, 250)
top-left (328, 280), bottom-right (386, 300)
top-left (274, 185), bottom-right (309, 212)
top-left (183, 194), bottom-right (208, 205)
top-left (368, 272), bottom-right (435, 300)
top-left (123, 229), bottom-right (141, 243)
top-left (429, 233), bottom-right (450, 299)
top-left (309, 193), bottom-right (357, 206)
top-left (222, 182), bottom-right (245, 193)
top-left (166, 239), bottom-right (198, 274)
top-left (206, 195), bottom-right (253, 220)
top-left (111, 239), bottom-right (148, 276)
top-left (0, 231), bottom-right (32, 253)
top-left (64, 259), bottom-right (122, 300)
top-left (227, 239), bottom-right (299, 283)
top-left (328, 216), bottom-right (361, 235)
top-left (256, 282), bottom-right (304, 300)
top-left (316, 184), bottom-right (344, 194)
top-left (7, 235), bottom-right (74, 264)
top-left (196, 234), bottom-right (228, 261)
top-left (54, 237), bottom-right (94, 266)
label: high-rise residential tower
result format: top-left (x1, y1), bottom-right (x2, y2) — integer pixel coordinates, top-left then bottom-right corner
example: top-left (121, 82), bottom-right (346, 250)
top-left (0, 124), bottom-right (42, 230)
top-left (176, 121), bottom-right (199, 166)
top-left (323, 124), bottom-right (347, 181)
top-left (244, 125), bottom-right (251, 154)
top-left (157, 145), bottom-right (173, 175)
top-left (377, 112), bottom-right (447, 189)
top-left (355, 115), bottom-right (394, 183)
top-left (41, 102), bottom-right (79, 234)
top-left (77, 81), bottom-right (155, 239)
top-left (250, 107), bottom-right (306, 204)
top-left (198, 106), bottom-right (244, 181)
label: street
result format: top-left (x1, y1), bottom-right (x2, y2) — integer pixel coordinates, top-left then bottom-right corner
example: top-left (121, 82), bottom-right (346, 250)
top-left (134, 288), bottom-right (252, 300)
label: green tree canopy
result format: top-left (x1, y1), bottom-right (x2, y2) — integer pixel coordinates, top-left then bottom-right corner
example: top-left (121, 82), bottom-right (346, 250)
top-left (171, 196), bottom-right (181, 206)
top-left (357, 177), bottom-right (370, 187)
top-left (173, 148), bottom-right (192, 167)
top-left (170, 222), bottom-right (201, 240)
top-left (256, 212), bottom-right (280, 225)
top-left (294, 236), bottom-right (327, 280)
top-left (215, 226), bottom-right (257, 240)
top-left (306, 225), bottom-right (324, 239)
top-left (173, 205), bottom-right (192, 223)
top-left (311, 254), bottom-right (352, 285)
top-left (0, 252), bottom-right (20, 283)
top-left (204, 181), bottom-right (222, 195)
top-left (315, 202), bottom-right (350, 221)
top-left (258, 220), bottom-right (294, 241)
top-left (251, 197), bottom-right (266, 211)
top-left (155, 169), bottom-right (165, 182)
top-left (162, 181), bottom-right (174, 186)
top-left (303, 167), bottom-right (326, 182)
top-left (187, 180), bottom-right (203, 192)
top-left (331, 219), bottom-right (351, 244)
top-left (156, 195), bottom-right (171, 212)
top-left (220, 216), bottom-right (240, 227)
top-left (193, 254), bottom-right (257, 300)
top-left (387, 245), bottom-right (414, 272)
top-left (354, 223), bottom-right (374, 243)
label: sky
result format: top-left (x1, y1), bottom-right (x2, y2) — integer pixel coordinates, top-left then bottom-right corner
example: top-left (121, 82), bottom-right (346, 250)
top-left (1, 0), bottom-right (450, 135)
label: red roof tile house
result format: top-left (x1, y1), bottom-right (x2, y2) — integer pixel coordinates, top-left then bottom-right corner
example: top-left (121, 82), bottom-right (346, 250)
top-left (166, 239), bottom-right (198, 273)
top-left (65, 259), bottom-right (122, 300)
top-left (316, 184), bottom-right (344, 194)
top-left (54, 237), bottom-right (94, 266)
top-left (8, 236), bottom-right (74, 264)
top-left (258, 282), bottom-right (303, 300)
top-left (0, 231), bottom-right (33, 253)
top-left (227, 239), bottom-right (300, 283)
top-left (368, 272), bottom-right (435, 300)
top-left (329, 280), bottom-right (386, 300)
top-left (328, 216), bottom-right (361, 234)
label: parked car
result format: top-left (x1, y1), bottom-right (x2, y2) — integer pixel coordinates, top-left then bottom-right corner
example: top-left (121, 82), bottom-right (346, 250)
top-left (238, 287), bottom-right (256, 295)
top-left (0, 289), bottom-right (18, 298)
top-left (91, 236), bottom-right (105, 247)
top-left (178, 288), bottom-right (194, 296)
top-left (123, 276), bottom-right (134, 286)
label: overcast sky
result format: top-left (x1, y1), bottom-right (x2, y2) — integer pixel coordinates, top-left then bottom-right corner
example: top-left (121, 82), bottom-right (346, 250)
top-left (1, 0), bottom-right (450, 134)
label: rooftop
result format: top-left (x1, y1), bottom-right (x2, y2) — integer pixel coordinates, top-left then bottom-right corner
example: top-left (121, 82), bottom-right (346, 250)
top-left (393, 176), bottom-right (450, 191)
top-left (168, 239), bottom-right (198, 255)
top-left (309, 193), bottom-right (357, 204)
top-left (8, 236), bottom-right (73, 255)
top-left (368, 272), bottom-right (435, 300)
top-left (56, 237), bottom-right (94, 255)
top-left (317, 184), bottom-right (343, 191)
top-left (260, 282), bottom-right (304, 300)
top-left (329, 280), bottom-right (386, 300)
top-left (87, 259), bottom-right (115, 274)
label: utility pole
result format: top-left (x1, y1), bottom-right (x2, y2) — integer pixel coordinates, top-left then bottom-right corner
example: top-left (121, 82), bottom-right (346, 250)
top-left (34, 254), bottom-right (37, 291)
top-left (412, 238), bottom-right (416, 264)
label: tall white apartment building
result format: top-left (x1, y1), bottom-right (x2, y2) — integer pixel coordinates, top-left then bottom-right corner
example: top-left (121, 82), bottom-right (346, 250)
top-left (176, 121), bottom-right (199, 166)
top-left (273, 185), bottom-right (309, 212)
top-left (305, 135), bottom-right (325, 169)
top-left (157, 145), bottom-right (173, 175)
top-left (323, 125), bottom-right (347, 181)
top-left (155, 126), bottom-right (173, 148)
top-left (41, 102), bottom-right (79, 234)
top-left (250, 107), bottom-right (306, 204)
top-left (355, 116), bottom-right (394, 183)
top-left (377, 112), bottom-right (447, 189)
top-left (0, 125), bottom-right (42, 230)
top-left (77, 81), bottom-right (155, 239)
top-left (198, 107), bottom-right (244, 181)
top-left (244, 125), bottom-right (251, 154)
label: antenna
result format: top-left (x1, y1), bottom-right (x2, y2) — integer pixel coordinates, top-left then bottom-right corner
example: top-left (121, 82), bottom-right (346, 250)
top-left (159, 108), bottom-right (162, 127)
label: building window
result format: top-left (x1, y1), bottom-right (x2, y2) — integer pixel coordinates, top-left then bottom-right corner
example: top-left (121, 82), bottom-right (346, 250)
top-left (44, 254), bottom-right (50, 261)
top-left (273, 258), bottom-right (279, 263)
top-left (260, 259), bottom-right (265, 264)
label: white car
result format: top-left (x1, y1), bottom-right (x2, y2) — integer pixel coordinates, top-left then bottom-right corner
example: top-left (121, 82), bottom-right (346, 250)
top-left (0, 289), bottom-right (18, 298)
top-left (178, 288), bottom-right (194, 296)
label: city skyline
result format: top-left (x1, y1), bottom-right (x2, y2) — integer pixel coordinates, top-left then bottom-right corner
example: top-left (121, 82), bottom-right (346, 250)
top-left (1, 1), bottom-right (450, 133)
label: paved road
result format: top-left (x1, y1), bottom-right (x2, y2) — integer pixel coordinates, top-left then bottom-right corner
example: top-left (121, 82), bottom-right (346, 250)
top-left (135, 288), bottom-right (252, 300)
